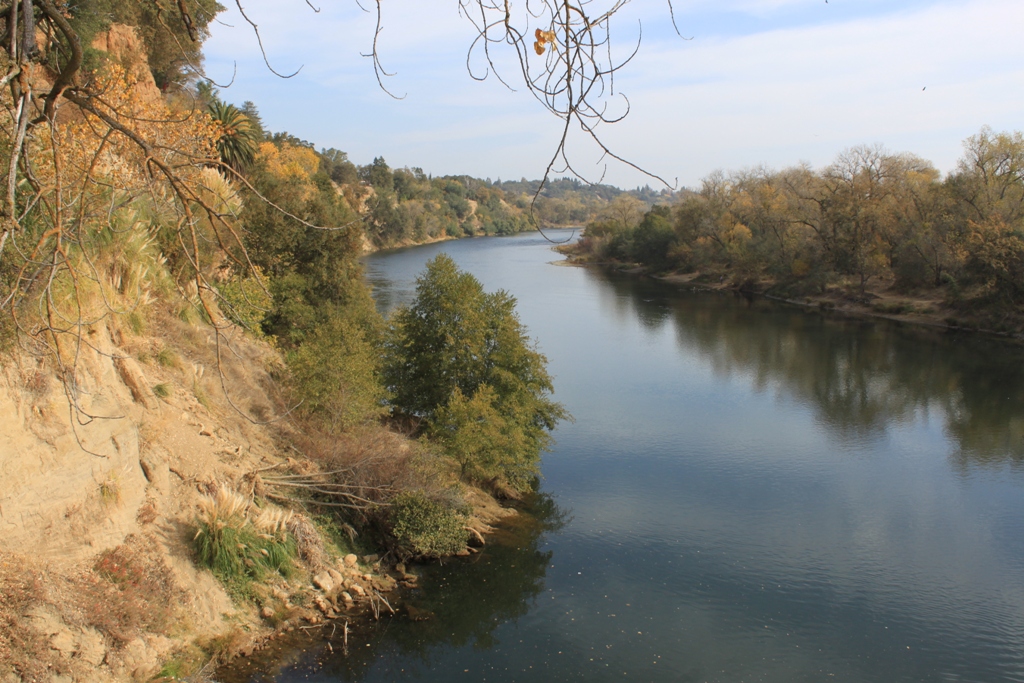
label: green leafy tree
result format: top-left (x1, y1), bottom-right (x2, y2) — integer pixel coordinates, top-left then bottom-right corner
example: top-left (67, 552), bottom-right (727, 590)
top-left (385, 254), bottom-right (567, 493)
top-left (208, 101), bottom-right (258, 172)
top-left (287, 311), bottom-right (389, 433)
top-left (364, 157), bottom-right (394, 192)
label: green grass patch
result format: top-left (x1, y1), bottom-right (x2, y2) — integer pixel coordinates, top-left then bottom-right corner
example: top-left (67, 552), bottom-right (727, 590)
top-left (193, 488), bottom-right (298, 602)
top-left (156, 348), bottom-right (179, 368)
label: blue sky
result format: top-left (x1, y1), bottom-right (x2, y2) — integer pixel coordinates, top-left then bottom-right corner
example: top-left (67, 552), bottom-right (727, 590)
top-left (203, 0), bottom-right (1024, 190)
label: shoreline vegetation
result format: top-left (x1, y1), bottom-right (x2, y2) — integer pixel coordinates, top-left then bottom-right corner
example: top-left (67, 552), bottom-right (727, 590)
top-left (0, 13), bottom-right (583, 681)
top-left (560, 250), bottom-right (1024, 343)
top-left (2, 3), bottom-right (1021, 680)
top-left (559, 130), bottom-right (1024, 341)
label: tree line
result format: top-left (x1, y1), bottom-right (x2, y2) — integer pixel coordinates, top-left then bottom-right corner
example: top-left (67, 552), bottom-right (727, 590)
top-left (574, 128), bottom-right (1024, 334)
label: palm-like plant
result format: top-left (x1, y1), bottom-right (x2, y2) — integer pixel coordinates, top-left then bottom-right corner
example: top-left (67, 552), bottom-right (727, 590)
top-left (208, 101), bottom-right (259, 173)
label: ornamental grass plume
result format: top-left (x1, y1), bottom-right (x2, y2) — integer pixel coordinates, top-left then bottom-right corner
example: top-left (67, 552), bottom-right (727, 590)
top-left (194, 486), bottom-right (251, 579)
top-left (253, 506), bottom-right (293, 539)
top-left (193, 485), bottom-right (297, 585)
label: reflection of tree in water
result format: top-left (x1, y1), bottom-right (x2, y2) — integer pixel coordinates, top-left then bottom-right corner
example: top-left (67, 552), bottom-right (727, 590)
top-left (240, 492), bottom-right (567, 683)
top-left (389, 492), bottom-right (567, 655)
top-left (586, 268), bottom-right (674, 333)
top-left (586, 268), bottom-right (1024, 467)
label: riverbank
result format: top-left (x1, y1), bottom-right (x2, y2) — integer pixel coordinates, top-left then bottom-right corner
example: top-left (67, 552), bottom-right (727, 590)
top-left (0, 304), bottom-right (518, 683)
top-left (213, 487), bottom-right (518, 682)
top-left (557, 247), bottom-right (1024, 342)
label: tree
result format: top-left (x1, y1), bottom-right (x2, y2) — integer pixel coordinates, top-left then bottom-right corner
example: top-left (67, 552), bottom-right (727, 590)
top-left (0, 0), bottom-right (671, 422)
top-left (384, 254), bottom-right (567, 493)
top-left (364, 156), bottom-right (394, 192)
top-left (208, 101), bottom-right (258, 172)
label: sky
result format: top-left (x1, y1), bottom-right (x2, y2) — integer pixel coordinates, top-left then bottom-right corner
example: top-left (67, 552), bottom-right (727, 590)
top-left (202, 0), bottom-right (1024, 190)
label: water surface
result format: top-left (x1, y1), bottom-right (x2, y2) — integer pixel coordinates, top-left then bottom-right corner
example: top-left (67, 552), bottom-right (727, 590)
top-left (255, 231), bottom-right (1024, 683)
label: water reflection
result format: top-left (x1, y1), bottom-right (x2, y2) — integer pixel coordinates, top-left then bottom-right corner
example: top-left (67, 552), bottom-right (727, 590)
top-left (582, 267), bottom-right (1024, 468)
top-left (238, 235), bottom-right (1024, 683)
top-left (226, 493), bottom-right (567, 683)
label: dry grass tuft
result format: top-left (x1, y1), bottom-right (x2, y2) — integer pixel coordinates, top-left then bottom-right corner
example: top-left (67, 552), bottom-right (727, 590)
top-left (287, 513), bottom-right (328, 573)
top-left (99, 469), bottom-right (123, 506)
top-left (253, 506), bottom-right (293, 537)
top-left (196, 485), bottom-right (249, 529)
top-left (0, 552), bottom-right (59, 681)
top-left (82, 538), bottom-right (178, 645)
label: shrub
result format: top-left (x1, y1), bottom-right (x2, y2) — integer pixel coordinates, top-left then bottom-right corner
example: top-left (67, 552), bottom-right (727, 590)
top-left (156, 348), bottom-right (179, 368)
top-left (287, 311), bottom-right (389, 432)
top-left (388, 491), bottom-right (468, 559)
top-left (218, 267), bottom-right (272, 334)
top-left (84, 538), bottom-right (177, 645)
top-left (193, 487), bottom-right (297, 597)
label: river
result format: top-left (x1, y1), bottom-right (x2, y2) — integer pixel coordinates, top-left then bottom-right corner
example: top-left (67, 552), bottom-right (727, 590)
top-left (246, 230), bottom-right (1024, 683)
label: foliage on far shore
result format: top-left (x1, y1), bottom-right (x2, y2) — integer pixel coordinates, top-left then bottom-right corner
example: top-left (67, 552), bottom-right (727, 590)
top-left (574, 128), bottom-right (1024, 335)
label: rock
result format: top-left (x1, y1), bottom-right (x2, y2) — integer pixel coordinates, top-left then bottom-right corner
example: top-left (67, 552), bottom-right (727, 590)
top-left (76, 627), bottom-right (106, 667)
top-left (341, 591), bottom-right (354, 606)
top-left (327, 568), bottom-right (344, 586)
top-left (138, 451), bottom-right (170, 492)
top-left (362, 554), bottom-right (379, 564)
top-left (313, 595), bottom-right (331, 615)
top-left (90, 25), bottom-right (162, 104)
top-left (372, 576), bottom-right (396, 592)
top-left (343, 553), bottom-right (358, 567)
top-left (350, 583), bottom-right (366, 597)
top-left (121, 635), bottom-right (173, 683)
top-left (404, 604), bottom-right (434, 622)
top-left (113, 354), bottom-right (152, 408)
top-left (261, 606), bottom-right (275, 619)
top-left (49, 629), bottom-right (76, 656)
top-left (312, 570), bottom-right (335, 593)
top-left (395, 563), bottom-right (406, 575)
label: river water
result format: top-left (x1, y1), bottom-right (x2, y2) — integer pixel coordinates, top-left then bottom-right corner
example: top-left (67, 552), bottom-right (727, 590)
top-left (251, 230), bottom-right (1024, 683)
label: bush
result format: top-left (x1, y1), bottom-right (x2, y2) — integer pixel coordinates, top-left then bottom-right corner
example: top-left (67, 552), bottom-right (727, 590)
top-left (218, 268), bottom-right (272, 334)
top-left (388, 491), bottom-right (468, 559)
top-left (193, 487), bottom-right (297, 599)
top-left (287, 311), bottom-right (389, 432)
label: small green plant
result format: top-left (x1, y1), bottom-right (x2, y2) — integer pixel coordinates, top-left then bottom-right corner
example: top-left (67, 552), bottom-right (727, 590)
top-left (153, 383), bottom-right (171, 398)
top-left (388, 491), bottom-right (469, 559)
top-left (154, 643), bottom-right (207, 680)
top-left (126, 310), bottom-right (145, 335)
top-left (193, 381), bottom-right (210, 409)
top-left (156, 348), bottom-right (179, 368)
top-left (155, 659), bottom-right (186, 679)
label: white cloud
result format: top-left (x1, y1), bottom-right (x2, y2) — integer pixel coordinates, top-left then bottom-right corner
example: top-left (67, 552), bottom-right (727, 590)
top-left (201, 0), bottom-right (1024, 187)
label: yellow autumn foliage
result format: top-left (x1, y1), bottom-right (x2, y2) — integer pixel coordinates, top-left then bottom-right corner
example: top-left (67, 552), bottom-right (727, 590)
top-left (258, 141), bottom-right (317, 185)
